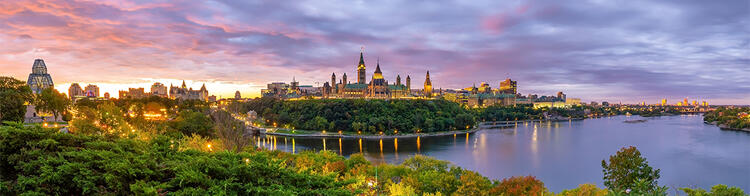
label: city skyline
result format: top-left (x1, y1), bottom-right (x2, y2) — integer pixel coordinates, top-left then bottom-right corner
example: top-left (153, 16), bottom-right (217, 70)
top-left (0, 1), bottom-right (748, 104)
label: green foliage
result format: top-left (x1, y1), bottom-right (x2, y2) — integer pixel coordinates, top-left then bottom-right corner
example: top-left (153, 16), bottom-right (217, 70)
top-left (0, 125), bottom-right (353, 195)
top-left (0, 77), bottom-right (33, 122)
top-left (240, 98), bottom-right (476, 133)
top-left (601, 146), bottom-right (664, 194)
top-left (704, 107), bottom-right (750, 129)
top-left (35, 88), bottom-right (71, 121)
top-left (170, 111), bottom-right (213, 137)
top-left (681, 184), bottom-right (747, 196)
top-left (489, 176), bottom-right (550, 196)
top-left (557, 184), bottom-right (608, 196)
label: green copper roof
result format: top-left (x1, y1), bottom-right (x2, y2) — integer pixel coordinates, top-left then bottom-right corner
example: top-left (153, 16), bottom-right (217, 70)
top-left (345, 83), bottom-right (368, 89)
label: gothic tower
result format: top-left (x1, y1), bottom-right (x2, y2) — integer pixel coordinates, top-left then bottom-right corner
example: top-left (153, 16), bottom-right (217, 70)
top-left (342, 73), bottom-right (347, 84)
top-left (406, 75), bottom-right (411, 90)
top-left (331, 72), bottom-right (337, 93)
top-left (396, 75), bottom-right (401, 86)
top-left (424, 71), bottom-right (432, 97)
top-left (357, 50), bottom-right (366, 84)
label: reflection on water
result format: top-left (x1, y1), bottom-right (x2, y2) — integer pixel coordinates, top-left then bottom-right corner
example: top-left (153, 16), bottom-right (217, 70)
top-left (256, 115), bottom-right (750, 192)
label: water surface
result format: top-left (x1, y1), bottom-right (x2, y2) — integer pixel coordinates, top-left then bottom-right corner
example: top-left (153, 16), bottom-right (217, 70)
top-left (258, 115), bottom-right (750, 192)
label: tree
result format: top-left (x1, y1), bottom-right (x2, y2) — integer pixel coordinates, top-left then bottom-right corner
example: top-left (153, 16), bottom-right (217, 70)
top-left (0, 77), bottom-right (33, 122)
top-left (601, 146), bottom-right (663, 193)
top-left (35, 88), bottom-right (70, 122)
top-left (489, 176), bottom-right (549, 196)
top-left (681, 184), bottom-right (746, 196)
top-left (211, 110), bottom-right (251, 152)
top-left (171, 111), bottom-right (213, 137)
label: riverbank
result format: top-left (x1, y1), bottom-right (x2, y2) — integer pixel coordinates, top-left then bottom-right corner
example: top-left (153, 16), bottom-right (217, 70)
top-left (705, 121), bottom-right (750, 132)
top-left (262, 118), bottom-right (590, 139)
top-left (263, 128), bottom-right (483, 139)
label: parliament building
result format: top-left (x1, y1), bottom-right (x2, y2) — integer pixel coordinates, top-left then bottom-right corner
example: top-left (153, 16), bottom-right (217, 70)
top-left (322, 51), bottom-right (432, 99)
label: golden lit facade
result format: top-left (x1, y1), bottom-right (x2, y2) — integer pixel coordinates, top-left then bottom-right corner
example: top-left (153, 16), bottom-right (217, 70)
top-left (325, 51), bottom-right (411, 99)
top-left (423, 71), bottom-right (432, 97)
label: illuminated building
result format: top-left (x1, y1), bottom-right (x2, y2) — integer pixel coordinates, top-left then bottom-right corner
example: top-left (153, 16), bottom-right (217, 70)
top-left (26, 59), bottom-right (54, 94)
top-left (151, 83), bottom-right (168, 97)
top-left (235, 91), bottom-right (241, 99)
top-left (84, 84), bottom-right (99, 97)
top-left (499, 78), bottom-right (517, 94)
top-left (326, 50), bottom-right (410, 99)
top-left (424, 71), bottom-right (432, 97)
top-left (684, 98), bottom-right (688, 106)
top-left (104, 92), bottom-right (110, 99)
top-left (357, 49), bottom-right (366, 84)
top-left (702, 101), bottom-right (708, 107)
top-left (557, 91), bottom-right (566, 101)
top-left (169, 81), bottom-right (208, 101)
top-left (119, 87), bottom-right (147, 99)
top-left (661, 99), bottom-right (667, 106)
top-left (68, 83), bottom-right (84, 99)
top-left (692, 100), bottom-right (698, 106)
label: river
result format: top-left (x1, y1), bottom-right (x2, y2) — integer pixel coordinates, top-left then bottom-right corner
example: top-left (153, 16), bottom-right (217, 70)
top-left (255, 114), bottom-right (750, 192)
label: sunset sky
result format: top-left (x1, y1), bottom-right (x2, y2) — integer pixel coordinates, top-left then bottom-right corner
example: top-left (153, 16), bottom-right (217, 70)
top-left (1, 0), bottom-right (748, 104)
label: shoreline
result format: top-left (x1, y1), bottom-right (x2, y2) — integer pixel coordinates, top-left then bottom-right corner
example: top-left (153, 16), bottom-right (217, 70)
top-left (705, 121), bottom-right (750, 132)
top-left (263, 128), bottom-right (482, 139)
top-left (262, 118), bottom-right (587, 139)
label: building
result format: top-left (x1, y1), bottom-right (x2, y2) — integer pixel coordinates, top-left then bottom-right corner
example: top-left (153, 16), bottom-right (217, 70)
top-left (27, 59), bottom-right (54, 94)
top-left (499, 78), bottom-right (517, 94)
top-left (104, 92), bottom-right (110, 99)
top-left (325, 51), bottom-right (410, 99)
top-left (235, 91), bottom-right (241, 99)
top-left (84, 84), bottom-right (99, 97)
top-left (169, 81), bottom-right (209, 101)
top-left (424, 71), bottom-right (432, 97)
top-left (68, 83), bottom-right (84, 99)
top-left (151, 83), bottom-right (168, 97)
top-left (119, 88), bottom-right (148, 99)
top-left (557, 91), bottom-right (566, 101)
top-left (661, 99), bottom-right (667, 106)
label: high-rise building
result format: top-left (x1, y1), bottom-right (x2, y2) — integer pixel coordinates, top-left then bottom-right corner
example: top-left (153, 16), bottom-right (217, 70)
top-left (68, 83), bottom-right (84, 99)
top-left (499, 78), bottom-right (517, 94)
top-left (27, 59), bottom-right (54, 94)
top-left (84, 84), bottom-right (99, 97)
top-left (151, 83), bottom-right (168, 97)
top-left (424, 71), bottom-right (432, 97)
top-left (119, 87), bottom-right (147, 99)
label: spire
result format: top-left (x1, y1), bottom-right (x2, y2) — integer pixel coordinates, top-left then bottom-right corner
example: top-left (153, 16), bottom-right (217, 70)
top-left (293, 76), bottom-right (296, 82)
top-left (181, 80), bottom-right (186, 88)
top-left (375, 58), bottom-right (382, 74)
top-left (200, 83), bottom-right (206, 91)
top-left (358, 49), bottom-right (365, 68)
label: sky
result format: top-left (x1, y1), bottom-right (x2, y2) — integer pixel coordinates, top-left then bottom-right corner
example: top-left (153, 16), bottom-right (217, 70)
top-left (0, 0), bottom-right (748, 104)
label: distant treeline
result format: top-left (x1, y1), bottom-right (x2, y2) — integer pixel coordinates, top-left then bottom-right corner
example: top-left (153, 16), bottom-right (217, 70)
top-left (229, 98), bottom-right (560, 134)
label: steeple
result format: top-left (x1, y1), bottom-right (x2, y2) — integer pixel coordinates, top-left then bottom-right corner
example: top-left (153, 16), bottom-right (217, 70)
top-left (396, 75), bottom-right (401, 86)
top-left (200, 83), bottom-right (206, 91)
top-left (373, 58), bottom-right (383, 79)
top-left (181, 80), bottom-right (187, 88)
top-left (357, 47), bottom-right (366, 84)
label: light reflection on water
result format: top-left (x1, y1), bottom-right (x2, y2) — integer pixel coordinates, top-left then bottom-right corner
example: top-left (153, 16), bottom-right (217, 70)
top-left (255, 115), bottom-right (750, 192)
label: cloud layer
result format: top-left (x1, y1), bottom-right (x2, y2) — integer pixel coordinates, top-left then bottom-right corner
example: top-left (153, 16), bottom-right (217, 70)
top-left (1, 0), bottom-right (748, 104)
